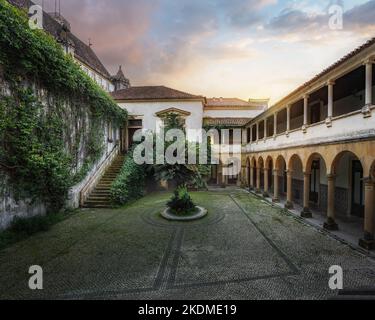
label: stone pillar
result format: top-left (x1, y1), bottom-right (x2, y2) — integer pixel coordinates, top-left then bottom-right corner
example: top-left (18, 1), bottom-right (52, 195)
top-left (359, 178), bottom-right (375, 250)
top-left (250, 125), bottom-right (253, 143)
top-left (363, 60), bottom-right (373, 117)
top-left (256, 122), bottom-right (259, 141)
top-left (256, 167), bottom-right (261, 193)
top-left (285, 170), bottom-right (293, 209)
top-left (274, 113), bottom-right (277, 137)
top-left (263, 168), bottom-right (269, 197)
top-left (302, 95), bottom-right (309, 133)
top-left (272, 169), bottom-right (279, 203)
top-left (286, 105), bottom-right (291, 136)
top-left (301, 172), bottom-right (312, 218)
top-left (324, 174), bottom-right (338, 230)
top-left (326, 80), bottom-right (334, 127)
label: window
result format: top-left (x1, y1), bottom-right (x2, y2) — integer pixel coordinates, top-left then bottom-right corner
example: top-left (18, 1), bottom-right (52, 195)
top-left (128, 119), bottom-right (143, 127)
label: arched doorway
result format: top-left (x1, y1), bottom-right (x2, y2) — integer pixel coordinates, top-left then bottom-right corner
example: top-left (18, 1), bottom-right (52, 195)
top-left (264, 156), bottom-right (273, 197)
top-left (305, 153), bottom-right (327, 212)
top-left (331, 151), bottom-right (364, 218)
top-left (273, 155), bottom-right (287, 202)
top-left (286, 154), bottom-right (304, 209)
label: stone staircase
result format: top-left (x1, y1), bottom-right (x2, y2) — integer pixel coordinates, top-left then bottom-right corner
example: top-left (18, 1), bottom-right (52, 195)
top-left (82, 155), bottom-right (125, 208)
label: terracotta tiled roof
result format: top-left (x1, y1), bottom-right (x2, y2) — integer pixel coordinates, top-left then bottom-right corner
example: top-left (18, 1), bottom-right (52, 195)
top-left (274, 37), bottom-right (375, 107)
top-left (111, 86), bottom-right (204, 101)
top-left (204, 118), bottom-right (252, 127)
top-left (207, 98), bottom-right (251, 107)
top-left (206, 98), bottom-right (268, 109)
top-left (7, 0), bottom-right (111, 79)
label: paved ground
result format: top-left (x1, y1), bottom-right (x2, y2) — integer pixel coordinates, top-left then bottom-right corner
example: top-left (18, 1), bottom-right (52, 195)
top-left (0, 189), bottom-right (374, 300)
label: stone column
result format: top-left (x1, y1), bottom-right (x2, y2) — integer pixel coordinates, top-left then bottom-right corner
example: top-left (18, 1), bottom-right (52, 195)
top-left (285, 170), bottom-right (294, 209)
top-left (324, 174), bottom-right (338, 230)
top-left (250, 125), bottom-right (253, 143)
top-left (359, 178), bottom-right (375, 250)
top-left (286, 105), bottom-right (291, 136)
top-left (263, 168), bottom-right (269, 197)
top-left (273, 113), bottom-right (277, 137)
top-left (256, 167), bottom-right (261, 193)
top-left (302, 95), bottom-right (309, 133)
top-left (363, 60), bottom-right (373, 117)
top-left (301, 172), bottom-right (312, 218)
top-left (326, 80), bottom-right (334, 127)
top-left (256, 122), bottom-right (259, 141)
top-left (272, 169), bottom-right (279, 203)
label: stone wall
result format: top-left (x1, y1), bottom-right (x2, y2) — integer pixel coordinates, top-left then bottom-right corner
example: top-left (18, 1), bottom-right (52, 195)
top-left (0, 77), bottom-right (120, 230)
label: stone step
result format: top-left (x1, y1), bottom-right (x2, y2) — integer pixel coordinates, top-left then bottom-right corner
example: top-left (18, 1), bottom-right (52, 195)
top-left (82, 154), bottom-right (126, 208)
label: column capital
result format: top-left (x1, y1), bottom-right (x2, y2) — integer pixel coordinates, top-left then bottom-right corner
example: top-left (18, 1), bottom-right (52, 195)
top-left (303, 94), bottom-right (310, 100)
top-left (364, 56), bottom-right (375, 65)
top-left (303, 171), bottom-right (311, 177)
top-left (363, 176), bottom-right (375, 186)
top-left (327, 173), bottom-right (336, 181)
top-left (327, 80), bottom-right (335, 86)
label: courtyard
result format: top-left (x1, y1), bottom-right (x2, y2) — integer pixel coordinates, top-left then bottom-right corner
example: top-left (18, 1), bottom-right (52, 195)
top-left (0, 189), bottom-right (374, 300)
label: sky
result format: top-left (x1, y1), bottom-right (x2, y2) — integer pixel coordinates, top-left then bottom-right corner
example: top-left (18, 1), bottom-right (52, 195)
top-left (34, 0), bottom-right (375, 104)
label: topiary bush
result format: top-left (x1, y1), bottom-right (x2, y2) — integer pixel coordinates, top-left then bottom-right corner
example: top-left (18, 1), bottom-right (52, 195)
top-left (110, 152), bottom-right (146, 206)
top-left (167, 185), bottom-right (196, 216)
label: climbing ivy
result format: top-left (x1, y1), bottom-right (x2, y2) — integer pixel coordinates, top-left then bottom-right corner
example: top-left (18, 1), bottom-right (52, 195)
top-left (0, 0), bottom-right (127, 210)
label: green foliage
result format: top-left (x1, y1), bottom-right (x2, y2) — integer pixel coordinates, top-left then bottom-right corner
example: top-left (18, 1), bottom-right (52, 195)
top-left (167, 185), bottom-right (196, 216)
top-left (0, 211), bottom-right (72, 250)
top-left (0, 0), bottom-right (127, 210)
top-left (111, 152), bottom-right (146, 206)
top-left (0, 0), bottom-right (126, 126)
top-left (151, 113), bottom-right (210, 188)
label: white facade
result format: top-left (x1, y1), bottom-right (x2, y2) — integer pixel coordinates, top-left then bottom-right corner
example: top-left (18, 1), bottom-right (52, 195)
top-left (118, 100), bottom-right (204, 132)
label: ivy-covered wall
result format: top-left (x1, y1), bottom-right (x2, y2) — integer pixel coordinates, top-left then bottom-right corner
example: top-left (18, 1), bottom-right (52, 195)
top-left (0, 0), bottom-right (127, 229)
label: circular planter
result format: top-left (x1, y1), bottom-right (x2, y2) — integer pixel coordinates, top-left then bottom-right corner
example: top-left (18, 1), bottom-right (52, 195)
top-left (161, 206), bottom-right (208, 221)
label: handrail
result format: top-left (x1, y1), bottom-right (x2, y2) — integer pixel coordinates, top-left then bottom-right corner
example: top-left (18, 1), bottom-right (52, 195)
top-left (79, 144), bottom-right (120, 206)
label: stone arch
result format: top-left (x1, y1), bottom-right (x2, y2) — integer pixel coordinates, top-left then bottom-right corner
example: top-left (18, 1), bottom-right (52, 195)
top-left (288, 154), bottom-right (303, 171)
top-left (258, 156), bottom-right (264, 168)
top-left (265, 156), bottom-right (274, 169)
top-left (331, 150), bottom-right (364, 218)
top-left (275, 154), bottom-right (287, 171)
top-left (305, 152), bottom-right (327, 174)
top-left (331, 150), bottom-right (362, 175)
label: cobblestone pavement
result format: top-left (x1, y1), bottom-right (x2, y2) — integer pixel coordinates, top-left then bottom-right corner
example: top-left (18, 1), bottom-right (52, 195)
top-left (0, 189), bottom-right (374, 300)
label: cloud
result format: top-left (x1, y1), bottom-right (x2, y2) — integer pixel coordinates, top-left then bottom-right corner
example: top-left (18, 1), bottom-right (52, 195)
top-left (264, 0), bottom-right (375, 42)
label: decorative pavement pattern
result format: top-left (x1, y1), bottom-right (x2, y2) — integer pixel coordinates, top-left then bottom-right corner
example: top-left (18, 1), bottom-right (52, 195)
top-left (0, 190), bottom-right (374, 300)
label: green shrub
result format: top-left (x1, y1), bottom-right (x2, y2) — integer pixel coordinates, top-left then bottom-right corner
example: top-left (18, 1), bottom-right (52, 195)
top-left (110, 153), bottom-right (146, 206)
top-left (167, 185), bottom-right (196, 216)
top-left (0, 211), bottom-right (71, 250)
top-left (10, 215), bottom-right (51, 235)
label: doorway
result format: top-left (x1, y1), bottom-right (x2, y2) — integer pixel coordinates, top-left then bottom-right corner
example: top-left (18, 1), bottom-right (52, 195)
top-left (351, 160), bottom-right (364, 217)
top-left (310, 160), bottom-right (320, 204)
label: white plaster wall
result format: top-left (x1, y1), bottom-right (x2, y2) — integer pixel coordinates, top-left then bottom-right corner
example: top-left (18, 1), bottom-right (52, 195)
top-left (245, 109), bottom-right (375, 154)
top-left (118, 101), bottom-right (204, 132)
